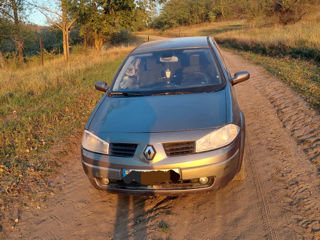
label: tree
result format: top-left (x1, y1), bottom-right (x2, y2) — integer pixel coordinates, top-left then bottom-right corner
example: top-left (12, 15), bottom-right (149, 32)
top-left (151, 0), bottom-right (210, 29)
top-left (265, 0), bottom-right (319, 24)
top-left (36, 0), bottom-right (80, 61)
top-left (77, 0), bottom-right (159, 49)
top-left (0, 0), bottom-right (26, 61)
top-left (153, 0), bottom-right (320, 28)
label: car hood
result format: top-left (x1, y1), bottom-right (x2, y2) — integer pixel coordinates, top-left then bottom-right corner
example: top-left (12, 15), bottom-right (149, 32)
top-left (88, 90), bottom-right (228, 134)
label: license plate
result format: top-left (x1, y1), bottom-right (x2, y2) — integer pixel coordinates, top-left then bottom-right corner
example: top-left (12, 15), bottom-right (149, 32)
top-left (122, 169), bottom-right (180, 185)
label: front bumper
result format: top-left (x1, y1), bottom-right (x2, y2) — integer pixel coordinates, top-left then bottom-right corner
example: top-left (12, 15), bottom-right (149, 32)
top-left (81, 134), bottom-right (243, 194)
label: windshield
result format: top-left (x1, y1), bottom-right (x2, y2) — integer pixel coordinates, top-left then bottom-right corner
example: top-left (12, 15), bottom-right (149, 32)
top-left (111, 48), bottom-right (223, 94)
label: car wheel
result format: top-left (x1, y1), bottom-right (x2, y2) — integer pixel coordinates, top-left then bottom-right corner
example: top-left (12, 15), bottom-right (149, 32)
top-left (234, 112), bottom-right (246, 181)
top-left (233, 158), bottom-right (245, 181)
top-left (88, 177), bottom-right (103, 190)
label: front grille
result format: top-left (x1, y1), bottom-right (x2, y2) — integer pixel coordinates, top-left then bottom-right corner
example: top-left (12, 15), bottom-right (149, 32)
top-left (163, 141), bottom-right (195, 157)
top-left (110, 143), bottom-right (138, 157)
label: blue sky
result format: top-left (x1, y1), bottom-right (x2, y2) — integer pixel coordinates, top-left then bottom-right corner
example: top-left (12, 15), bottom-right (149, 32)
top-left (27, 0), bottom-right (162, 26)
top-left (28, 11), bottom-right (48, 25)
top-left (27, 0), bottom-right (58, 26)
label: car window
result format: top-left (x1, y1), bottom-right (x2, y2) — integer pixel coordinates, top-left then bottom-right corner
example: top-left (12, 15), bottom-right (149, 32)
top-left (111, 48), bottom-right (223, 93)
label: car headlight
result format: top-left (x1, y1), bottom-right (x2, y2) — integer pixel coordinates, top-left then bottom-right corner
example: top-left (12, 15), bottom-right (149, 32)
top-left (196, 124), bottom-right (240, 153)
top-left (82, 130), bottom-right (109, 154)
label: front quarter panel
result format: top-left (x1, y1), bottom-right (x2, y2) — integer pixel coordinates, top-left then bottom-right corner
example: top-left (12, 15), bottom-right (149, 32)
top-left (85, 93), bottom-right (108, 130)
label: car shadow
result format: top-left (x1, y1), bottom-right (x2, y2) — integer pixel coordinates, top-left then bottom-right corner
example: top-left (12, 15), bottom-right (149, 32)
top-left (112, 194), bottom-right (178, 239)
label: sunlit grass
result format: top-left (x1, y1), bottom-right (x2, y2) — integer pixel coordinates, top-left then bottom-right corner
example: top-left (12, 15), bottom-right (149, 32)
top-left (236, 51), bottom-right (320, 109)
top-left (217, 21), bottom-right (320, 50)
top-left (0, 46), bottom-right (133, 97)
top-left (137, 20), bottom-right (247, 38)
top-left (214, 20), bottom-right (320, 62)
top-left (0, 46), bottom-right (133, 198)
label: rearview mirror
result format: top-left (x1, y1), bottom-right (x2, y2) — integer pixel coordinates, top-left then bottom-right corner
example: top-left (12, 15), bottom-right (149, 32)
top-left (231, 71), bottom-right (250, 85)
top-left (95, 81), bottom-right (108, 92)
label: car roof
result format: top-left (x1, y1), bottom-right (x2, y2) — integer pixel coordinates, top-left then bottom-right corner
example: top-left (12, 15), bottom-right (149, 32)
top-left (131, 36), bottom-right (210, 54)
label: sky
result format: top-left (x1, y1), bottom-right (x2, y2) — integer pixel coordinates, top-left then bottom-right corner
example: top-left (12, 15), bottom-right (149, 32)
top-left (28, 11), bottom-right (48, 26)
top-left (27, 0), bottom-right (59, 26)
top-left (27, 0), bottom-right (162, 26)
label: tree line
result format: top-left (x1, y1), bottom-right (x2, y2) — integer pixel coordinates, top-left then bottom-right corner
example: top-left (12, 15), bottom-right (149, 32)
top-left (0, 0), bottom-right (162, 62)
top-left (1, 0), bottom-right (319, 63)
top-left (151, 0), bottom-right (320, 30)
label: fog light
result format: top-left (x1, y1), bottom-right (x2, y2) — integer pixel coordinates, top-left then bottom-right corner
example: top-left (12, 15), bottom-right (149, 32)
top-left (100, 177), bottom-right (109, 185)
top-left (199, 177), bottom-right (209, 185)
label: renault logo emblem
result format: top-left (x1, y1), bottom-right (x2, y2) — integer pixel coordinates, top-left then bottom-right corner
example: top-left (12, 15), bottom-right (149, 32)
top-left (144, 145), bottom-right (156, 160)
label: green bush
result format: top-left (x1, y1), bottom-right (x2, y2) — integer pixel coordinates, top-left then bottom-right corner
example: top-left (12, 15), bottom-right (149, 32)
top-left (109, 30), bottom-right (138, 46)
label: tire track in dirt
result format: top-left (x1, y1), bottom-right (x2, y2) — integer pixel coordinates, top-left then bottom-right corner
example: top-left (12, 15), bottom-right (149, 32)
top-left (246, 141), bottom-right (279, 240)
top-left (244, 57), bottom-right (320, 169)
top-left (5, 49), bottom-right (320, 240)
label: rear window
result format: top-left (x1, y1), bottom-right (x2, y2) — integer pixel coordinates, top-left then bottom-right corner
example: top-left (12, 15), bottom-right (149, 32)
top-left (111, 48), bottom-right (223, 93)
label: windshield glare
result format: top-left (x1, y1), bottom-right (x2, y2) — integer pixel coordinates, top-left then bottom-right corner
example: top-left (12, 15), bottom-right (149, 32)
top-left (112, 48), bottom-right (223, 93)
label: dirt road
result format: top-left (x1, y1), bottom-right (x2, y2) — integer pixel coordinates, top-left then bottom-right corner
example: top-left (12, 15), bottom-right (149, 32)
top-left (6, 50), bottom-right (320, 240)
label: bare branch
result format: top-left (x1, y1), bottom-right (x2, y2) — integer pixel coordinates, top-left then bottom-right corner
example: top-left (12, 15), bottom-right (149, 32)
top-left (29, 3), bottom-right (62, 18)
top-left (37, 8), bottom-right (62, 29)
top-left (67, 17), bottom-right (77, 29)
top-left (0, 8), bottom-right (14, 20)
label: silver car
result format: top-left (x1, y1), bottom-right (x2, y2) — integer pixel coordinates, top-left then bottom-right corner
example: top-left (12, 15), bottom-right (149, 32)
top-left (81, 36), bottom-right (249, 193)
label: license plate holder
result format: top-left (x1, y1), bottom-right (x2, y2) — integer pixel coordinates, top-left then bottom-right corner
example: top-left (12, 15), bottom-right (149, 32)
top-left (122, 169), bottom-right (180, 185)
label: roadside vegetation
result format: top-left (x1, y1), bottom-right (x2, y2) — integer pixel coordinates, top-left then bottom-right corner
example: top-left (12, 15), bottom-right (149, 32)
top-left (215, 15), bottom-right (320, 62)
top-left (0, 46), bottom-right (133, 230)
top-left (1, 0), bottom-right (152, 232)
top-left (0, 0), bottom-right (157, 63)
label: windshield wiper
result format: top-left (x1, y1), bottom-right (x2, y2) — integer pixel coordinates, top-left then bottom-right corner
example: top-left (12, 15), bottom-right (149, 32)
top-left (109, 91), bottom-right (145, 97)
top-left (110, 90), bottom-right (194, 97)
top-left (151, 91), bottom-right (193, 96)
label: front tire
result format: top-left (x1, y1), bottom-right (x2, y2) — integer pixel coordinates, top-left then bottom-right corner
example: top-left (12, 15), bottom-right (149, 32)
top-left (234, 111), bottom-right (246, 181)
top-left (88, 177), bottom-right (103, 190)
top-left (234, 157), bottom-right (245, 181)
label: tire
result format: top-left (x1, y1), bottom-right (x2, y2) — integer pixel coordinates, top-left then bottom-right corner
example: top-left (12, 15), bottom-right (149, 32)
top-left (234, 157), bottom-right (245, 181)
top-left (88, 177), bottom-right (103, 190)
top-left (234, 111), bottom-right (246, 181)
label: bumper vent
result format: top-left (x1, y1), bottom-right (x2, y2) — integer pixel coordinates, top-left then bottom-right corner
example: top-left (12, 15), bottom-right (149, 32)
top-left (163, 141), bottom-right (195, 157)
top-left (110, 143), bottom-right (138, 157)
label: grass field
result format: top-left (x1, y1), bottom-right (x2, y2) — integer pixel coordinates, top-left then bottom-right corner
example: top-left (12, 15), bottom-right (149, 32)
top-left (215, 21), bottom-right (320, 62)
top-left (0, 46), bottom-right (133, 216)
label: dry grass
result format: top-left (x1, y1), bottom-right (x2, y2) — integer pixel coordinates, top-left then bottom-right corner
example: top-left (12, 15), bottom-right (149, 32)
top-left (215, 20), bottom-right (320, 56)
top-left (0, 46), bottom-right (133, 97)
top-left (218, 21), bottom-right (320, 47)
top-left (137, 20), bottom-right (247, 38)
top-left (0, 46), bottom-right (133, 222)
top-left (240, 52), bottom-right (320, 108)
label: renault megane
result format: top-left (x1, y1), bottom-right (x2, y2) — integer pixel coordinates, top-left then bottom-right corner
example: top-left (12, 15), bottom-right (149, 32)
top-left (81, 36), bottom-right (250, 193)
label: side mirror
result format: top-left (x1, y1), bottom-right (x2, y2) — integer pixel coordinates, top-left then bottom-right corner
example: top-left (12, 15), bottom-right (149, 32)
top-left (231, 71), bottom-right (250, 85)
top-left (95, 81), bottom-right (108, 92)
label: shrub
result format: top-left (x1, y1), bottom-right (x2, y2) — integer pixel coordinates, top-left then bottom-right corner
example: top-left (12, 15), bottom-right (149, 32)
top-left (109, 30), bottom-right (138, 46)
